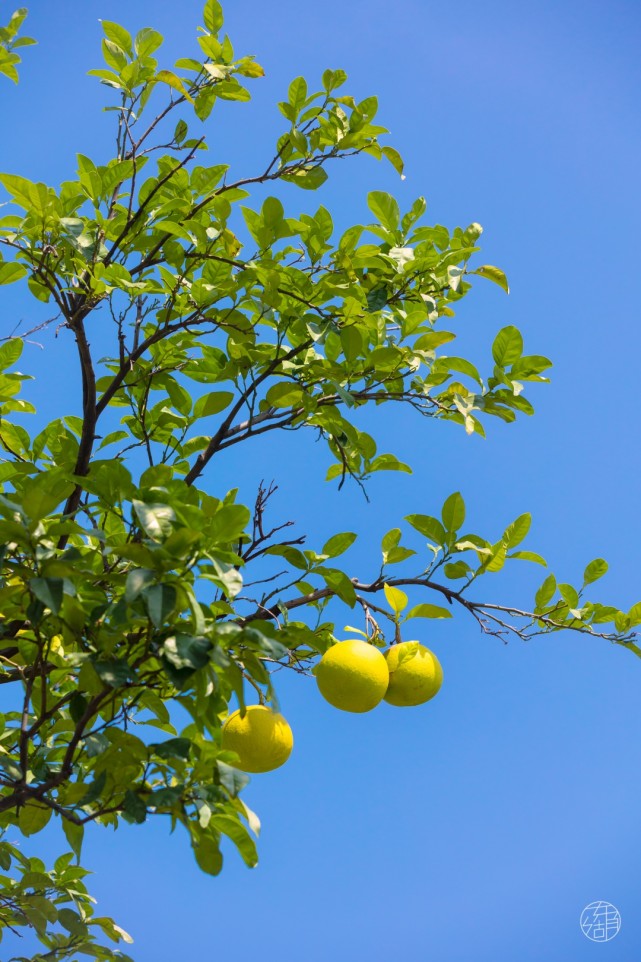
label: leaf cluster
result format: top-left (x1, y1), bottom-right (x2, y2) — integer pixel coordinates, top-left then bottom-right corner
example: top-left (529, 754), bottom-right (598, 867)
top-left (0, 3), bottom-right (637, 957)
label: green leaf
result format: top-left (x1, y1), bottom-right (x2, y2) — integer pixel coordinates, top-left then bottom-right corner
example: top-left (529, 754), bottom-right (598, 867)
top-left (369, 454), bottom-right (411, 474)
top-left (616, 640), bottom-right (641, 659)
top-left (0, 261), bottom-right (27, 285)
top-left (122, 790), bottom-right (147, 824)
top-left (288, 76), bottom-right (307, 110)
top-left (195, 86), bottom-right (217, 120)
top-left (0, 337), bottom-right (23, 369)
top-left (492, 326), bottom-right (523, 366)
top-left (173, 118), bottom-right (188, 145)
top-left (58, 908), bottom-right (88, 937)
top-left (381, 528), bottom-right (401, 553)
top-left (265, 382), bottom-right (305, 408)
top-left (439, 355), bottom-right (482, 385)
top-left (132, 500), bottom-right (175, 541)
top-left (262, 195), bottom-right (284, 228)
top-left (156, 69), bottom-right (194, 103)
top-left (473, 264), bottom-right (510, 293)
top-left (367, 191), bottom-right (400, 232)
top-left (405, 514), bottom-right (446, 545)
top-left (485, 542), bottom-right (507, 573)
top-left (94, 917), bottom-right (134, 944)
top-left (203, 0), bottom-right (224, 35)
top-left (510, 355), bottom-right (552, 378)
top-left (193, 831), bottom-right (223, 875)
top-left (502, 513), bottom-right (531, 548)
top-left (322, 532), bottom-right (357, 558)
top-left (615, 611), bottom-right (631, 633)
top-left (443, 560), bottom-right (471, 579)
top-left (558, 583), bottom-right (579, 609)
top-left (236, 58), bottom-right (265, 79)
top-left (414, 330), bottom-right (456, 352)
top-left (627, 602), bottom-right (641, 627)
top-left (29, 577), bottom-right (63, 614)
top-left (281, 166), bottom-right (328, 190)
top-left (405, 602), bottom-right (452, 620)
top-left (217, 760), bottom-right (250, 795)
top-left (508, 550), bottom-right (547, 566)
top-left (535, 573), bottom-right (557, 609)
top-left (216, 81), bottom-right (251, 102)
top-left (100, 20), bottom-right (133, 56)
top-left (209, 503), bottom-right (250, 542)
top-left (382, 145), bottom-right (404, 177)
top-left (0, 172), bottom-right (39, 209)
top-left (320, 568), bottom-right (356, 606)
top-left (384, 583), bottom-right (408, 614)
top-left (93, 659), bottom-right (136, 688)
top-left (18, 803), bottom-right (52, 837)
top-left (125, 568), bottom-right (155, 602)
top-left (193, 390), bottom-right (234, 418)
top-left (62, 818), bottom-right (84, 861)
top-left (366, 285), bottom-right (388, 312)
top-left (69, 692), bottom-right (89, 724)
top-left (393, 640), bottom-right (419, 667)
top-left (0, 61), bottom-right (19, 84)
top-left (385, 546), bottom-right (416, 565)
top-left (211, 813), bottom-right (258, 867)
top-left (135, 27), bottom-right (163, 58)
top-left (22, 472), bottom-right (74, 520)
top-left (143, 583), bottom-right (177, 627)
top-left (583, 558), bottom-right (608, 585)
top-left (162, 634), bottom-right (211, 672)
top-left (322, 68), bottom-right (347, 92)
top-left (150, 737), bottom-right (191, 760)
top-left (441, 492), bottom-right (465, 533)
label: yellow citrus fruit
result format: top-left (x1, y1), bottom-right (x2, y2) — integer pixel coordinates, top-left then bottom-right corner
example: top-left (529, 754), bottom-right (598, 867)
top-left (384, 642), bottom-right (443, 707)
top-left (315, 639), bottom-right (389, 713)
top-left (221, 705), bottom-right (293, 773)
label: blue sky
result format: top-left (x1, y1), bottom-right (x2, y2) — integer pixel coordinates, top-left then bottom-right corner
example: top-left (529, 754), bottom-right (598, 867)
top-left (2, 0), bottom-right (641, 959)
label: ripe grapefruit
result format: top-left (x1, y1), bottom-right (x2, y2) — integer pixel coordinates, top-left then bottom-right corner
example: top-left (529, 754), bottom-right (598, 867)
top-left (384, 642), bottom-right (443, 707)
top-left (221, 705), bottom-right (293, 773)
top-left (315, 639), bottom-right (389, 713)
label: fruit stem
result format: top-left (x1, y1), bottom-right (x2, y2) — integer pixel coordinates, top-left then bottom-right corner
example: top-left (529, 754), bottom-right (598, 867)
top-left (241, 668), bottom-right (267, 705)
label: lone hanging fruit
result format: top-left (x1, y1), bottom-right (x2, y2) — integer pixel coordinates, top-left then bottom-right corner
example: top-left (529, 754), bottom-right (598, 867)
top-left (221, 705), bottom-right (294, 773)
top-left (315, 639), bottom-right (389, 713)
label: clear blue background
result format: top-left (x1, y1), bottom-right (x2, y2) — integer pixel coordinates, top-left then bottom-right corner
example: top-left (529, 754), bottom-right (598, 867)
top-left (2, 0), bottom-right (641, 958)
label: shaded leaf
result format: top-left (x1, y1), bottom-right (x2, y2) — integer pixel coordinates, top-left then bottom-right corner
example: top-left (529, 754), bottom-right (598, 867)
top-left (193, 831), bottom-right (223, 876)
top-left (142, 583), bottom-right (177, 627)
top-left (93, 659), bottom-right (136, 688)
top-left (29, 577), bottom-right (63, 614)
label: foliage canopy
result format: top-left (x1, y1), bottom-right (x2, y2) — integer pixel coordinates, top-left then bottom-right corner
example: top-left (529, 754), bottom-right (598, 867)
top-left (0, 3), bottom-right (638, 958)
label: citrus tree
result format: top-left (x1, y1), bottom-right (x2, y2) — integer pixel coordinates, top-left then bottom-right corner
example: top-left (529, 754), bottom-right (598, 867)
top-left (0, 3), bottom-right (639, 959)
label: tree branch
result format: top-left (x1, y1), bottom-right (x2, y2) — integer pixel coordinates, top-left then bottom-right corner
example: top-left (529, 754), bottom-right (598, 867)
top-left (240, 574), bottom-right (636, 646)
top-left (183, 337), bottom-right (314, 486)
top-left (60, 314), bottom-right (97, 528)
